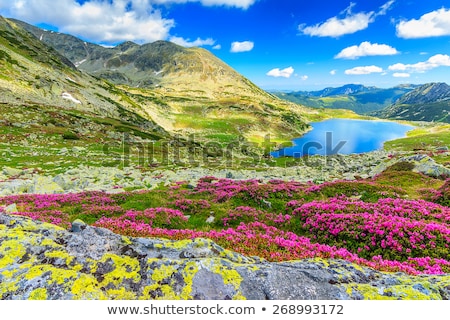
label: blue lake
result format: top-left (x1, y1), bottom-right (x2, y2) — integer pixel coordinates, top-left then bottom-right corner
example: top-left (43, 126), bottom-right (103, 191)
top-left (271, 119), bottom-right (413, 157)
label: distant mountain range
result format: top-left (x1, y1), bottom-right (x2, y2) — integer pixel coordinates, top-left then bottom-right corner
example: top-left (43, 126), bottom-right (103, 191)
top-left (273, 82), bottom-right (450, 123)
top-left (374, 82), bottom-right (450, 123)
top-left (272, 84), bottom-right (419, 115)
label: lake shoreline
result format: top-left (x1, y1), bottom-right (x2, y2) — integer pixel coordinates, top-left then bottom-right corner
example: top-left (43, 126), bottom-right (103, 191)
top-left (272, 118), bottom-right (414, 158)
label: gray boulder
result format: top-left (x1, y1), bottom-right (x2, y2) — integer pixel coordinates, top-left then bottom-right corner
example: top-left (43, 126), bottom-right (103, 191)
top-left (1, 213), bottom-right (449, 300)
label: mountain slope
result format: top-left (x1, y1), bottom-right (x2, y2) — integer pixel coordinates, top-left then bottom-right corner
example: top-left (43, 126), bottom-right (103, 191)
top-left (376, 83), bottom-right (450, 123)
top-left (0, 16), bottom-right (167, 130)
top-left (0, 16), bottom-right (177, 170)
top-left (274, 85), bottom-right (416, 114)
top-left (11, 18), bottom-right (315, 144)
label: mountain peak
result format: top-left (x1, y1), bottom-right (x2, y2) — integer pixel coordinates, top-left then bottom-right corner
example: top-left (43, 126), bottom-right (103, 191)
top-left (375, 82), bottom-right (450, 123)
top-left (395, 82), bottom-right (450, 105)
top-left (115, 41), bottom-right (139, 51)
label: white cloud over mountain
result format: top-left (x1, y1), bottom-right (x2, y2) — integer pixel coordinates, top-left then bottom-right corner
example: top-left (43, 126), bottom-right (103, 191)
top-left (169, 36), bottom-right (216, 47)
top-left (0, 0), bottom-right (257, 44)
top-left (396, 8), bottom-right (450, 38)
top-left (230, 41), bottom-right (254, 52)
top-left (335, 41), bottom-right (399, 59)
top-left (0, 0), bottom-right (174, 44)
top-left (345, 65), bottom-right (383, 75)
top-left (266, 67), bottom-right (294, 78)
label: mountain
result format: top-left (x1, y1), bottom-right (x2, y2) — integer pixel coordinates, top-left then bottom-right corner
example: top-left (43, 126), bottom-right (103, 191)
top-left (273, 84), bottom-right (416, 114)
top-left (375, 83), bottom-right (450, 123)
top-left (294, 84), bottom-right (376, 97)
top-left (6, 18), bottom-right (314, 145)
top-left (1, 17), bottom-right (142, 121)
top-left (0, 16), bottom-right (166, 133)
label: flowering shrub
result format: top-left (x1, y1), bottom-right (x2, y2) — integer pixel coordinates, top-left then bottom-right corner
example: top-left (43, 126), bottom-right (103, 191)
top-left (1, 175), bottom-right (449, 275)
top-left (292, 198), bottom-right (450, 260)
top-left (93, 218), bottom-right (450, 274)
top-left (170, 199), bottom-right (211, 213)
top-left (421, 179), bottom-right (450, 207)
top-left (194, 177), bottom-right (305, 202)
top-left (13, 210), bottom-right (71, 229)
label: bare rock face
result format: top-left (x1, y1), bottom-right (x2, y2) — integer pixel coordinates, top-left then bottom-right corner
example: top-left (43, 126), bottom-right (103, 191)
top-left (1, 213), bottom-right (449, 300)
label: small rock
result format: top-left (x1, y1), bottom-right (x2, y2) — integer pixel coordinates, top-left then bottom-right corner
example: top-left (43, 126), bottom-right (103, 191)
top-left (2, 166), bottom-right (22, 177)
top-left (72, 146), bottom-right (86, 153)
top-left (261, 199), bottom-right (272, 209)
top-left (71, 219), bottom-right (87, 233)
top-left (58, 148), bottom-right (69, 155)
top-left (4, 203), bottom-right (18, 214)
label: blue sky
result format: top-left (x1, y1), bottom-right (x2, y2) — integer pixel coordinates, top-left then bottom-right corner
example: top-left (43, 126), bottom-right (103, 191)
top-left (1, 0), bottom-right (450, 90)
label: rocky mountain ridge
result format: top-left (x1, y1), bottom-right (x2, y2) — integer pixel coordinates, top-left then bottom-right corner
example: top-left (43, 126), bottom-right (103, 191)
top-left (375, 82), bottom-right (450, 123)
top-left (273, 84), bottom-right (416, 114)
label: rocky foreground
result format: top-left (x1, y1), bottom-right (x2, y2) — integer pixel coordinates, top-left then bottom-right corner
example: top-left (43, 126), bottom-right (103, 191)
top-left (1, 213), bottom-right (449, 300)
top-left (1, 151), bottom-right (449, 196)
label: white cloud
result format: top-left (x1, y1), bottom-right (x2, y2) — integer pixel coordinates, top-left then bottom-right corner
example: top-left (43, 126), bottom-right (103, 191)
top-left (230, 41), bottom-right (254, 53)
top-left (396, 8), bottom-right (450, 38)
top-left (299, 1), bottom-right (394, 37)
top-left (300, 12), bottom-right (373, 38)
top-left (212, 44), bottom-right (222, 50)
top-left (266, 66), bottom-right (294, 78)
top-left (335, 41), bottom-right (399, 59)
top-left (393, 73), bottom-right (410, 78)
top-left (0, 0), bottom-right (174, 44)
top-left (345, 65), bottom-right (383, 75)
top-left (300, 75), bottom-right (308, 81)
top-left (153, 0), bottom-right (257, 9)
top-left (388, 54), bottom-right (450, 73)
top-left (169, 36), bottom-right (215, 47)
top-left (0, 0), bottom-right (257, 45)
top-left (378, 0), bottom-right (395, 16)
top-left (330, 69), bottom-right (337, 75)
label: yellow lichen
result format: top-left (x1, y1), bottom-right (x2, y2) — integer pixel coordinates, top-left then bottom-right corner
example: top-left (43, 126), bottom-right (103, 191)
top-left (45, 250), bottom-right (74, 266)
top-left (122, 236), bottom-right (132, 245)
top-left (0, 277), bottom-right (19, 298)
top-left (180, 261), bottom-right (198, 299)
top-left (383, 285), bottom-right (436, 300)
top-left (158, 239), bottom-right (192, 250)
top-left (24, 265), bottom-right (46, 281)
top-left (0, 240), bottom-right (27, 269)
top-left (106, 288), bottom-right (137, 300)
top-left (141, 283), bottom-right (180, 300)
top-left (345, 284), bottom-right (393, 300)
top-left (40, 238), bottom-right (61, 248)
top-left (151, 264), bottom-right (177, 283)
top-left (29, 288), bottom-right (47, 300)
top-left (212, 262), bottom-right (243, 291)
top-left (71, 274), bottom-right (105, 299)
top-left (98, 254), bottom-right (141, 288)
top-left (24, 264), bottom-right (78, 287)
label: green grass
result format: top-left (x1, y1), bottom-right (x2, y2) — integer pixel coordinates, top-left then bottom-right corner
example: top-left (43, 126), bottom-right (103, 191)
top-left (383, 123), bottom-right (450, 164)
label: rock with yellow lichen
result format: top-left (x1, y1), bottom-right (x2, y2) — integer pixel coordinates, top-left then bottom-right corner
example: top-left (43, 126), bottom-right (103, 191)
top-left (1, 213), bottom-right (449, 300)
